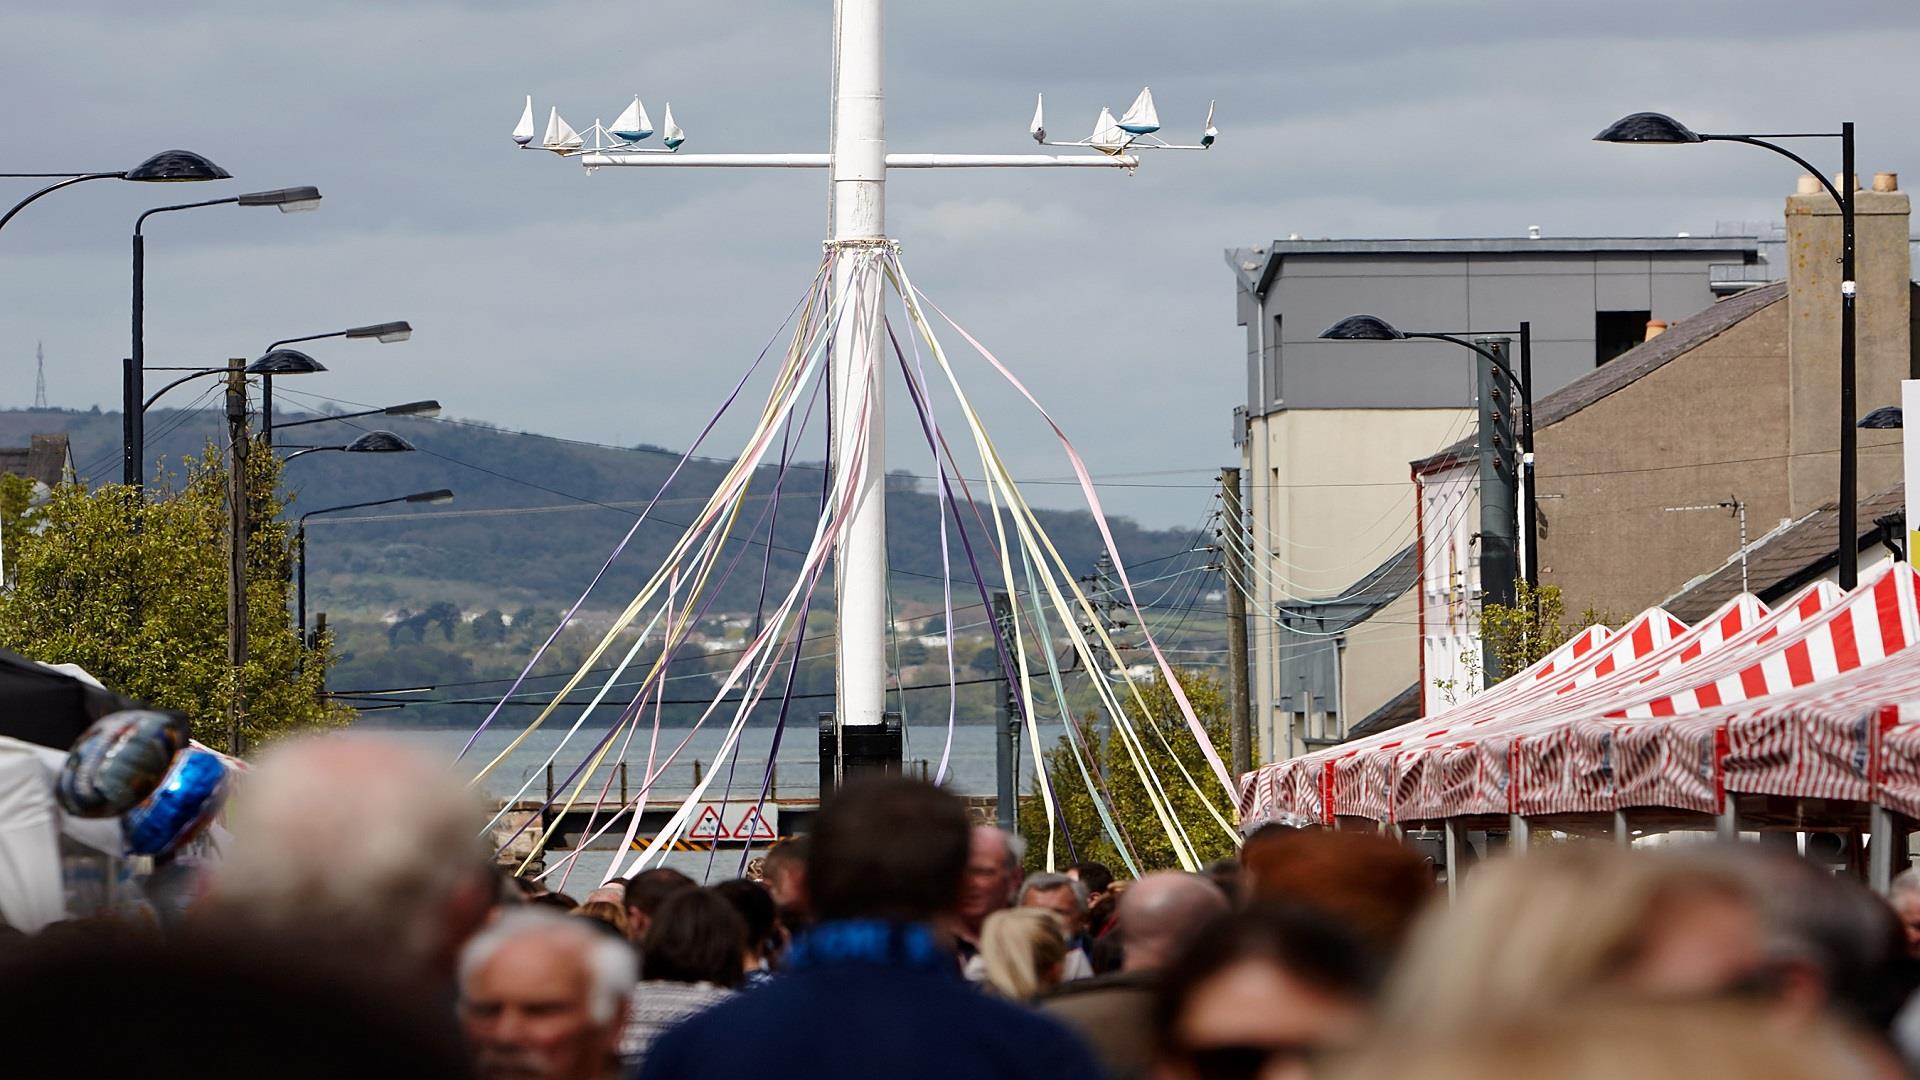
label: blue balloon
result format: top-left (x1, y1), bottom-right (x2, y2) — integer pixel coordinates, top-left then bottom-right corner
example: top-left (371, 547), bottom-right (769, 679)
top-left (58, 710), bottom-right (192, 817)
top-left (123, 748), bottom-right (228, 858)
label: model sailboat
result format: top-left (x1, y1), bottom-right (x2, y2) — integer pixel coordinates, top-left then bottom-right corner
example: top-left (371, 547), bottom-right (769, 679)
top-left (543, 107), bottom-right (584, 153)
top-left (1116, 86), bottom-right (1159, 135)
top-left (512, 95), bottom-right (536, 145)
top-left (611, 96), bottom-right (654, 142)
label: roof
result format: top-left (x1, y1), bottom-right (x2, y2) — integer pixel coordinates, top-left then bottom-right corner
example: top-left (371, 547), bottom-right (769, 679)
top-left (1229, 236), bottom-right (1760, 294)
top-left (1413, 281), bottom-right (1787, 473)
top-left (1662, 482), bottom-right (1908, 622)
top-left (0, 433), bottom-right (72, 488)
top-left (1346, 682), bottom-right (1422, 740)
top-left (1276, 545), bottom-right (1415, 633)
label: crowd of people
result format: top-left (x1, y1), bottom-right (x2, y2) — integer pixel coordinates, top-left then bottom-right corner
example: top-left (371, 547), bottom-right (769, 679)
top-left (7, 729), bottom-right (1920, 1079)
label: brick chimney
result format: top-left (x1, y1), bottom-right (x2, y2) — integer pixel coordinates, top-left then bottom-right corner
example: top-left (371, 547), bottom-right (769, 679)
top-left (1785, 171), bottom-right (1911, 516)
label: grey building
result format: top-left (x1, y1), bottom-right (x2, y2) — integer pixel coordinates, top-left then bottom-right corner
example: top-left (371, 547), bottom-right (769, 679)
top-left (1226, 234), bottom-right (1764, 764)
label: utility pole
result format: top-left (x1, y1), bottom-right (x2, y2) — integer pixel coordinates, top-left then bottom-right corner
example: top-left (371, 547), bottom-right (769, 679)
top-left (520, 0), bottom-right (1210, 782)
top-left (1473, 336), bottom-right (1519, 686)
top-left (992, 590), bottom-right (1022, 832)
top-left (1220, 467), bottom-right (1253, 777)
top-left (224, 358), bottom-right (248, 755)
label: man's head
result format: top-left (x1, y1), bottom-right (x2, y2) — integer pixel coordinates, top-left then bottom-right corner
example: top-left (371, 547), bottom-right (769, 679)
top-left (762, 837), bottom-right (811, 925)
top-left (621, 868), bottom-right (695, 944)
top-left (209, 732), bottom-right (494, 980)
top-left (459, 909), bottom-right (636, 1080)
top-left (1118, 872), bottom-right (1230, 973)
top-left (959, 825), bottom-right (1023, 933)
top-left (1068, 862), bottom-right (1115, 901)
top-left (1019, 872), bottom-right (1090, 938)
top-left (806, 777), bottom-right (970, 924)
top-left (1888, 867), bottom-right (1920, 959)
top-left (1240, 825), bottom-right (1434, 959)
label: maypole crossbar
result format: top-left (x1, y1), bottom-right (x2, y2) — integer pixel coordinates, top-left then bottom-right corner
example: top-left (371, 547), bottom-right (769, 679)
top-left (512, 0), bottom-right (1216, 782)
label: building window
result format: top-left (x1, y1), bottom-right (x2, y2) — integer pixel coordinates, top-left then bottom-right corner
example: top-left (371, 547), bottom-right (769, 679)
top-left (1265, 314), bottom-right (1282, 406)
top-left (1595, 310), bottom-right (1651, 366)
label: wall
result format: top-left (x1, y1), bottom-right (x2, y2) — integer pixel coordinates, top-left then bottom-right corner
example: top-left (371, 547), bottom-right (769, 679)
top-left (1533, 300), bottom-right (1794, 615)
top-left (1785, 185), bottom-right (1913, 517)
top-left (1243, 406), bottom-right (1469, 757)
top-left (1418, 462), bottom-right (1480, 716)
top-left (1340, 584), bottom-right (1420, 728)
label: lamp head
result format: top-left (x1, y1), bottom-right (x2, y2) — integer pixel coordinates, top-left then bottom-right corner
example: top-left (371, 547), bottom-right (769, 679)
top-left (124, 150), bottom-right (231, 182)
top-left (342, 320), bottom-right (412, 344)
top-left (1593, 112), bottom-right (1703, 144)
top-left (245, 349), bottom-right (327, 375)
top-left (235, 186), bottom-right (322, 213)
top-left (382, 399), bottom-right (441, 418)
top-left (1320, 314), bottom-right (1406, 341)
top-left (344, 430), bottom-right (414, 453)
top-left (1858, 406), bottom-right (1904, 430)
top-left (405, 488), bottom-right (455, 505)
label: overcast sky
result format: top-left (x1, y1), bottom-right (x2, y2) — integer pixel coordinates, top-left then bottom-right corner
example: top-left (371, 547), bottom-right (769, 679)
top-left (7, 0), bottom-right (1920, 529)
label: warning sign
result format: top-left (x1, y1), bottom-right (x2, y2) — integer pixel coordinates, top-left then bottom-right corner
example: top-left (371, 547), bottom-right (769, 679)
top-left (731, 805), bottom-right (777, 842)
top-left (688, 805), bottom-right (730, 840)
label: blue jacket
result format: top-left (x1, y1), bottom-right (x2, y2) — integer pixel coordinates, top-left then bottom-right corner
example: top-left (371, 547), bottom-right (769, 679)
top-left (635, 920), bottom-right (1108, 1080)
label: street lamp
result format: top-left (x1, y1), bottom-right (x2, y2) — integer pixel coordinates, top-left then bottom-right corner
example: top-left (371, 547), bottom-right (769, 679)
top-left (1859, 406), bottom-right (1903, 430)
top-left (282, 430), bottom-right (417, 462)
top-left (0, 150), bottom-right (230, 238)
top-left (297, 488), bottom-right (454, 646)
top-left (1597, 111), bottom-right (1858, 587)
top-left (257, 321), bottom-right (414, 445)
top-left (275, 399), bottom-right (442, 431)
top-left (126, 185), bottom-right (323, 490)
top-left (141, 349), bottom-right (328, 414)
top-left (1322, 314), bottom-right (1536, 678)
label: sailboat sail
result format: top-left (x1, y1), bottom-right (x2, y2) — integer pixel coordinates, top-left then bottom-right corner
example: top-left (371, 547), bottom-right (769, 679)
top-left (512, 95), bottom-right (535, 145)
top-left (662, 103), bottom-right (686, 149)
top-left (1089, 107), bottom-right (1128, 153)
top-left (1117, 86), bottom-right (1159, 134)
top-left (544, 107), bottom-right (583, 153)
top-left (612, 96), bottom-right (654, 142)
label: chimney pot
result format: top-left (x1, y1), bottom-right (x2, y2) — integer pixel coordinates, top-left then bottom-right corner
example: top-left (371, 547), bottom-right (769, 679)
top-left (1644, 320), bottom-right (1668, 341)
top-left (1797, 175), bottom-right (1822, 195)
top-left (1874, 172), bottom-right (1898, 193)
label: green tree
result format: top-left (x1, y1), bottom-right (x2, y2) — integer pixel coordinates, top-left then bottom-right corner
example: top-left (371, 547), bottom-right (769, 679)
top-left (0, 443), bottom-right (349, 750)
top-left (0, 472), bottom-right (43, 582)
top-left (1478, 580), bottom-right (1614, 683)
top-left (1019, 669), bottom-right (1239, 874)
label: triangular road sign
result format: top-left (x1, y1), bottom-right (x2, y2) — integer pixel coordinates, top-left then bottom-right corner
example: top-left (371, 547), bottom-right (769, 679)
top-left (731, 804), bottom-right (777, 842)
top-left (688, 804), bottom-right (730, 840)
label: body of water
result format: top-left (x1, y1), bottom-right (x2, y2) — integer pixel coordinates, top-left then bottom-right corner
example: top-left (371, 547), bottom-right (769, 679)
top-left (375, 718), bottom-right (1021, 887)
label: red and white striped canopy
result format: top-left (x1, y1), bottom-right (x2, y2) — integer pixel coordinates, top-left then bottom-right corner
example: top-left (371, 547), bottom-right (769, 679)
top-left (1238, 564), bottom-right (1920, 826)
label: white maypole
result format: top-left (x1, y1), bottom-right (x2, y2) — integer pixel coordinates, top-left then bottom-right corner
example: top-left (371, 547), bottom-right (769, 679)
top-left (515, 0), bottom-right (1214, 757)
top-left (827, 0), bottom-right (892, 730)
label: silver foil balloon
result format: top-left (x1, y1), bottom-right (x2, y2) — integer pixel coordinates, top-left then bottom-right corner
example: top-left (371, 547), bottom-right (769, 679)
top-left (123, 748), bottom-right (228, 858)
top-left (57, 710), bottom-right (192, 818)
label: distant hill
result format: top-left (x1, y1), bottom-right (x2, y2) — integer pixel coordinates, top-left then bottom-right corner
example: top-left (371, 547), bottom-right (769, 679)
top-left (0, 407), bottom-right (1205, 619)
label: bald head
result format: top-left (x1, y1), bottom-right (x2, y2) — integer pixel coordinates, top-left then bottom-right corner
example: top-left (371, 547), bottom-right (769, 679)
top-left (211, 733), bottom-right (493, 977)
top-left (1117, 872), bottom-right (1228, 972)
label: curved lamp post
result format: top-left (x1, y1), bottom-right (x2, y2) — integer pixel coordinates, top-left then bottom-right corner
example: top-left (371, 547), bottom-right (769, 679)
top-left (1597, 111), bottom-right (1859, 587)
top-left (126, 185), bottom-right (322, 490)
top-left (1322, 314), bottom-right (1536, 681)
top-left (298, 488), bottom-right (454, 647)
top-left (275, 399), bottom-right (441, 433)
top-left (1, 150), bottom-right (230, 238)
top-left (141, 348), bottom-right (327, 414)
top-left (282, 430), bottom-right (417, 462)
top-left (258, 321), bottom-right (413, 445)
